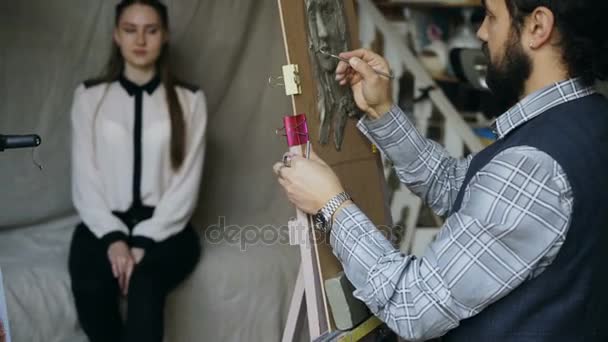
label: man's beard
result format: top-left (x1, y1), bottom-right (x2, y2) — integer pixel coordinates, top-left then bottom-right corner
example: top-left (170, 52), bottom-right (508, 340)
top-left (483, 32), bottom-right (532, 114)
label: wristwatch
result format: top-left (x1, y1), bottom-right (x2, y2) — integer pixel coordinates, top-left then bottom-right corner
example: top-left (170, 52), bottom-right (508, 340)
top-left (312, 192), bottom-right (352, 234)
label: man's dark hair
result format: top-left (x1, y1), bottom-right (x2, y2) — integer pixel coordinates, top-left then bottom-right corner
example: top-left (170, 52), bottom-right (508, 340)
top-left (505, 0), bottom-right (608, 86)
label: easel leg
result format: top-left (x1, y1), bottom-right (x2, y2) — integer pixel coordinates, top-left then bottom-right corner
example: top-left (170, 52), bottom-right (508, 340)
top-left (282, 265), bottom-right (305, 342)
top-left (283, 206), bottom-right (328, 341)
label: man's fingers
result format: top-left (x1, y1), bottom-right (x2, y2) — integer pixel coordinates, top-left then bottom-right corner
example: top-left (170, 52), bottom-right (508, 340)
top-left (339, 48), bottom-right (369, 60)
top-left (336, 60), bottom-right (351, 75)
top-left (348, 57), bottom-right (378, 81)
top-left (273, 162), bottom-right (284, 176)
top-left (274, 162), bottom-right (295, 181)
top-left (337, 68), bottom-right (357, 86)
top-left (339, 48), bottom-right (382, 63)
top-left (278, 176), bottom-right (289, 188)
top-left (336, 71), bottom-right (346, 82)
top-left (349, 70), bottom-right (362, 85)
top-left (338, 49), bottom-right (390, 83)
top-left (336, 61), bottom-right (361, 84)
top-left (288, 155), bottom-right (301, 167)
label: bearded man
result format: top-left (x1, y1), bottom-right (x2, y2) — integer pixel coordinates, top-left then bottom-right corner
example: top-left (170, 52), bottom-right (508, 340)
top-left (273, 0), bottom-right (608, 341)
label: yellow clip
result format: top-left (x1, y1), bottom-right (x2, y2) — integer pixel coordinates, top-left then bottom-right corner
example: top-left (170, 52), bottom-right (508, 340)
top-left (371, 144), bottom-right (378, 154)
top-left (282, 64), bottom-right (302, 96)
top-left (337, 316), bottom-right (383, 341)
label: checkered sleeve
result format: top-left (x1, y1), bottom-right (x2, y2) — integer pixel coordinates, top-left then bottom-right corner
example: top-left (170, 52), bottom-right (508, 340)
top-left (330, 147), bottom-right (572, 341)
top-left (357, 105), bottom-right (473, 216)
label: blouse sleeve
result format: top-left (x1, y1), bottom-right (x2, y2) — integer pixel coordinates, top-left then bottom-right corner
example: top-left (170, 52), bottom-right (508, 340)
top-left (71, 84), bottom-right (130, 247)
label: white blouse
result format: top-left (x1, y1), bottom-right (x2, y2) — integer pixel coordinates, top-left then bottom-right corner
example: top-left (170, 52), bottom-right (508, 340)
top-left (70, 76), bottom-right (207, 245)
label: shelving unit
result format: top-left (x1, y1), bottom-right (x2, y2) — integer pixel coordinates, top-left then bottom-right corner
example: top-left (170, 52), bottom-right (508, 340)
top-left (373, 0), bottom-right (481, 19)
top-left (362, 0), bottom-right (490, 253)
top-left (377, 0), bottom-right (480, 8)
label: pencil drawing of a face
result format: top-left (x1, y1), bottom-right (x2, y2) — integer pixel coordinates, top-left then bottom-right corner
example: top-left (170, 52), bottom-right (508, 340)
top-left (306, 0), bottom-right (359, 151)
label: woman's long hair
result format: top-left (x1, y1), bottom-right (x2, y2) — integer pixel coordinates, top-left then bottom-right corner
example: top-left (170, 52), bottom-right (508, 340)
top-left (89, 0), bottom-right (185, 170)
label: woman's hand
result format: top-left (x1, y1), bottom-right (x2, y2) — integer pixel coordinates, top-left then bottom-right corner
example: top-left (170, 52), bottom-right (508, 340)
top-left (273, 151), bottom-right (345, 214)
top-left (0, 319), bottom-right (6, 342)
top-left (131, 247), bottom-right (145, 265)
top-left (107, 241), bottom-right (134, 296)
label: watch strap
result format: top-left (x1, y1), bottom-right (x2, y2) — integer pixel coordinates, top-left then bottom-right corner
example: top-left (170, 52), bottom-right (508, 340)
top-left (318, 191), bottom-right (351, 232)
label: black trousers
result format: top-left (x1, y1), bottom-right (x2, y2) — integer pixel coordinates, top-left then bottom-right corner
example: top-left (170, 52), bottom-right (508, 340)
top-left (68, 221), bottom-right (200, 342)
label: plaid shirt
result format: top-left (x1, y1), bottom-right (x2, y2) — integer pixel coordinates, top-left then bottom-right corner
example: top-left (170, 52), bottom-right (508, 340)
top-left (330, 78), bottom-right (595, 341)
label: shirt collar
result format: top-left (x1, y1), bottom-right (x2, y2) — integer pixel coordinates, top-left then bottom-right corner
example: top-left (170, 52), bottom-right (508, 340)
top-left (492, 78), bottom-right (595, 139)
top-left (119, 73), bottom-right (161, 96)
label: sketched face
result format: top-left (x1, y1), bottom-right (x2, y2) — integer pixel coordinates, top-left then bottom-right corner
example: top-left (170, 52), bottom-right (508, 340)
top-left (307, 0), bottom-right (348, 72)
top-left (305, 0), bottom-right (358, 150)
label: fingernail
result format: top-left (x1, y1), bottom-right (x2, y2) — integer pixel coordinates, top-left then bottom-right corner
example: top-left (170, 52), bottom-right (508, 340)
top-left (349, 57), bottom-right (360, 67)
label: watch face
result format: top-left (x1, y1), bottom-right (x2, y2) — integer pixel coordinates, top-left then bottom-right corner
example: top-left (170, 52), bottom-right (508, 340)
top-left (313, 213), bottom-right (326, 231)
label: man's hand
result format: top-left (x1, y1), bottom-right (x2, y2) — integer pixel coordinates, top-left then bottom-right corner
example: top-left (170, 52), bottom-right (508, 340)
top-left (335, 48), bottom-right (393, 119)
top-left (107, 241), bottom-right (134, 296)
top-left (273, 151), bottom-right (345, 214)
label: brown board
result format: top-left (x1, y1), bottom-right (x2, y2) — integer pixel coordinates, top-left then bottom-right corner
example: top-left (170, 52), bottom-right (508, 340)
top-left (277, 0), bottom-right (392, 334)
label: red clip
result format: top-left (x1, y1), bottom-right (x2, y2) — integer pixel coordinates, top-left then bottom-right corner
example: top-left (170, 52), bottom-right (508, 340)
top-left (282, 114), bottom-right (309, 147)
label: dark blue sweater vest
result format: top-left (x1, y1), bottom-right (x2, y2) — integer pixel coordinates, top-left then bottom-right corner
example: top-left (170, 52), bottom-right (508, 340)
top-left (442, 94), bottom-right (608, 342)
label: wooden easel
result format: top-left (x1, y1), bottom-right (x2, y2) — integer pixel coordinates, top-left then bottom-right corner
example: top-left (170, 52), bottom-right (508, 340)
top-left (275, 1), bottom-right (391, 341)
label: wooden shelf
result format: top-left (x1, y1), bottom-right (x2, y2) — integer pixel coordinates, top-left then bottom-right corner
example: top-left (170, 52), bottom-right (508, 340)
top-left (375, 0), bottom-right (481, 8)
top-left (373, 0), bottom-right (481, 19)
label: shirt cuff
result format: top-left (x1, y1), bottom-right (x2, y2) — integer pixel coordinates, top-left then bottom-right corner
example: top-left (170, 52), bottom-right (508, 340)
top-left (330, 204), bottom-right (388, 286)
top-left (100, 231), bottom-right (129, 249)
top-left (356, 105), bottom-right (416, 149)
top-left (130, 235), bottom-right (156, 250)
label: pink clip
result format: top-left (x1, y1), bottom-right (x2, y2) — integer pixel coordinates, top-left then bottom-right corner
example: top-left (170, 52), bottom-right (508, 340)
top-left (282, 114), bottom-right (309, 147)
